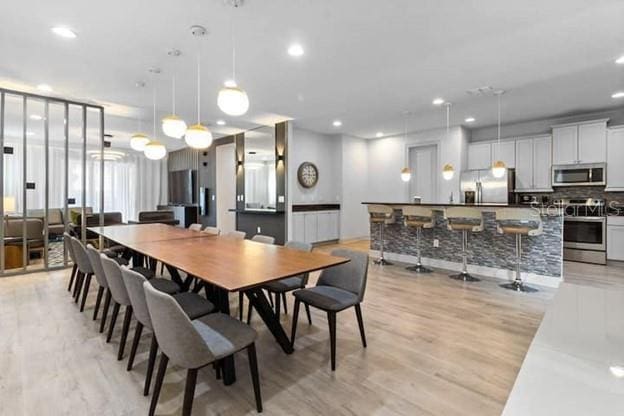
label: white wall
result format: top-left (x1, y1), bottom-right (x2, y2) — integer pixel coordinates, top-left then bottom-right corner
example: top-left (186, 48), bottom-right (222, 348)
top-left (340, 135), bottom-right (370, 240)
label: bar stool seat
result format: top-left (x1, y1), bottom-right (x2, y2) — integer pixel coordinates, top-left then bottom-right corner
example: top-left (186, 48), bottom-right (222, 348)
top-left (496, 208), bottom-right (542, 293)
top-left (402, 206), bottom-right (434, 273)
top-left (368, 204), bottom-right (395, 266)
top-left (445, 207), bottom-right (484, 282)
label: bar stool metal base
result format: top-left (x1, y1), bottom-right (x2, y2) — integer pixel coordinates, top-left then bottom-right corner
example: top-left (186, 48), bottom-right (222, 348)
top-left (449, 272), bottom-right (480, 282)
top-left (500, 281), bottom-right (538, 293)
top-left (407, 264), bottom-right (432, 273)
top-left (374, 258), bottom-right (393, 266)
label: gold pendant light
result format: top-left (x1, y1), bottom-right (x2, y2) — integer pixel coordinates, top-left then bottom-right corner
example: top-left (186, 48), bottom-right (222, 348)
top-left (130, 82), bottom-right (150, 151)
top-left (185, 26), bottom-right (213, 149)
top-left (400, 111), bottom-right (412, 182)
top-left (492, 90), bottom-right (506, 178)
top-left (144, 80), bottom-right (167, 160)
top-left (442, 102), bottom-right (454, 180)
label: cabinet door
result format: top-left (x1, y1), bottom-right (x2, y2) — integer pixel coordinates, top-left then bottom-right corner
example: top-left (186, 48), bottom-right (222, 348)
top-left (292, 213), bottom-right (305, 242)
top-left (607, 226), bottom-right (624, 261)
top-left (316, 212), bottom-right (330, 242)
top-left (552, 126), bottom-right (578, 164)
top-left (327, 211), bottom-right (340, 240)
top-left (491, 140), bottom-right (516, 168)
top-left (533, 136), bottom-right (552, 191)
top-left (467, 142), bottom-right (492, 170)
top-left (607, 128), bottom-right (624, 190)
top-left (304, 213), bottom-right (318, 243)
top-left (514, 139), bottom-right (534, 191)
top-left (578, 122), bottom-right (607, 163)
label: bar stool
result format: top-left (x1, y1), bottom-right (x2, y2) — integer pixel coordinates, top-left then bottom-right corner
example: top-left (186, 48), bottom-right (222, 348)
top-left (445, 207), bottom-right (483, 282)
top-left (496, 208), bottom-right (542, 293)
top-left (367, 204), bottom-right (395, 265)
top-left (402, 206), bottom-right (434, 273)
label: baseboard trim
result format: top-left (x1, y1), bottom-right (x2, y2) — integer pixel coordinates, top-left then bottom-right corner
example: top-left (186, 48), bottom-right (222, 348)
top-left (369, 250), bottom-right (561, 289)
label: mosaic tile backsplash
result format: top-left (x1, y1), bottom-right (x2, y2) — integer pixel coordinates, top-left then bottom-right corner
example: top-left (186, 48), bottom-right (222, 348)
top-left (370, 210), bottom-right (563, 278)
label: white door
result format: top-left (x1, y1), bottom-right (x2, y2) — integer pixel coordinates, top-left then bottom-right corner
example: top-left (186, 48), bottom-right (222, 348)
top-left (515, 139), bottom-right (534, 191)
top-left (409, 145), bottom-right (437, 203)
top-left (607, 128), bottom-right (624, 191)
top-left (467, 142), bottom-right (491, 170)
top-left (216, 143), bottom-right (236, 234)
top-left (532, 136), bottom-right (553, 191)
top-left (578, 122), bottom-right (607, 163)
top-left (552, 126), bottom-right (578, 164)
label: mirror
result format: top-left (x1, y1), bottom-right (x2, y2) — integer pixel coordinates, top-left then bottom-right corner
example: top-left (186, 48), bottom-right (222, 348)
top-left (244, 126), bottom-right (276, 211)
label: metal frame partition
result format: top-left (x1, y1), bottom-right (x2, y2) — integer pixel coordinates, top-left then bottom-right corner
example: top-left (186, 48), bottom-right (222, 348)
top-left (0, 87), bottom-right (105, 277)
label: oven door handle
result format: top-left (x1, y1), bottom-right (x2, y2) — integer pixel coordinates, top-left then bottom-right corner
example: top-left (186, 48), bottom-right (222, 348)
top-left (564, 216), bottom-right (606, 223)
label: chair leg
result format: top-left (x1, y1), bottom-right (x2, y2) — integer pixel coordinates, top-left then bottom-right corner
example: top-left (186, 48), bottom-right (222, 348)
top-left (127, 322), bottom-right (143, 371)
top-left (327, 311), bottom-right (337, 371)
top-left (99, 289), bottom-right (112, 333)
top-left (93, 286), bottom-right (104, 320)
top-left (106, 302), bottom-right (120, 343)
top-left (275, 292), bottom-right (281, 318)
top-left (239, 291), bottom-right (244, 321)
top-left (67, 263), bottom-right (77, 292)
top-left (73, 271), bottom-right (84, 301)
top-left (79, 273), bottom-right (93, 312)
top-left (149, 354), bottom-right (169, 416)
top-left (182, 368), bottom-right (198, 416)
top-left (247, 343), bottom-right (263, 413)
top-left (304, 303), bottom-right (312, 325)
top-left (354, 304), bottom-right (367, 348)
top-left (268, 291), bottom-right (274, 308)
top-left (291, 299), bottom-right (301, 347)
top-left (117, 305), bottom-right (133, 360)
top-left (144, 334), bottom-right (158, 396)
top-left (246, 297), bottom-right (254, 324)
top-left (281, 292), bottom-right (288, 315)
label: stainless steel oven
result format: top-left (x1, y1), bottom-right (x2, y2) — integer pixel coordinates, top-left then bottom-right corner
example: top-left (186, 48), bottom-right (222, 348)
top-left (552, 163), bottom-right (606, 187)
top-left (557, 198), bottom-right (607, 264)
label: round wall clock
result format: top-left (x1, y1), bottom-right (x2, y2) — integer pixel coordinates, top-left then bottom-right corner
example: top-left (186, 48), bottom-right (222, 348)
top-left (297, 162), bottom-right (319, 188)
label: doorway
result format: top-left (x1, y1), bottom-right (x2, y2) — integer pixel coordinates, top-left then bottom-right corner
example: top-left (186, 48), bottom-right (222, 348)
top-left (408, 144), bottom-right (438, 203)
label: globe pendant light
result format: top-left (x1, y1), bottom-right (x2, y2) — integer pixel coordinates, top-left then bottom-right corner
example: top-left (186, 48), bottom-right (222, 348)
top-left (144, 82), bottom-right (167, 160)
top-left (218, 0), bottom-right (249, 116)
top-left (400, 111), bottom-right (412, 182)
top-left (492, 90), bottom-right (506, 178)
top-left (442, 102), bottom-right (455, 181)
top-left (162, 66), bottom-right (187, 138)
top-left (185, 26), bottom-right (213, 149)
top-left (130, 83), bottom-right (150, 151)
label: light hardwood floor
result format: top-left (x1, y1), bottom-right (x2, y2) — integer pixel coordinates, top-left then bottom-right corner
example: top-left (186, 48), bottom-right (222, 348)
top-left (1, 240), bottom-right (620, 415)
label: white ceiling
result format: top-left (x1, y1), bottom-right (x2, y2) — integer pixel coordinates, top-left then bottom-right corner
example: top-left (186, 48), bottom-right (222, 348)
top-left (0, 0), bottom-right (623, 149)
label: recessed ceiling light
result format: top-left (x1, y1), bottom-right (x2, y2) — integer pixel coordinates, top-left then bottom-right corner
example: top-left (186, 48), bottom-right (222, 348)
top-left (610, 365), bottom-right (624, 378)
top-left (37, 84), bottom-right (52, 92)
top-left (30, 114), bottom-right (43, 121)
top-left (216, 120), bottom-right (226, 126)
top-left (332, 120), bottom-right (342, 127)
top-left (287, 44), bottom-right (304, 57)
top-left (432, 98), bottom-right (445, 105)
top-left (616, 55), bottom-right (624, 64)
top-left (51, 26), bottom-right (77, 39)
top-left (612, 91), bottom-right (624, 99)
top-left (376, 132), bottom-right (383, 138)
top-left (465, 117), bottom-right (476, 123)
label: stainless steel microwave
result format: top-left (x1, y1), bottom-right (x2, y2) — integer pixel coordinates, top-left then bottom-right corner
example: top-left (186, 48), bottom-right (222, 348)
top-left (552, 163), bottom-right (606, 187)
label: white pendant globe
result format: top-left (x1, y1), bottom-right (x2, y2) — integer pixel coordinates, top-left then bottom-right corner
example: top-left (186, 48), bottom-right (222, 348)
top-left (442, 164), bottom-right (455, 181)
top-left (130, 133), bottom-right (150, 151)
top-left (400, 168), bottom-right (412, 182)
top-left (492, 160), bottom-right (506, 178)
top-left (185, 124), bottom-right (213, 149)
top-left (144, 141), bottom-right (167, 160)
top-left (217, 85), bottom-right (249, 116)
top-left (161, 115), bottom-right (187, 139)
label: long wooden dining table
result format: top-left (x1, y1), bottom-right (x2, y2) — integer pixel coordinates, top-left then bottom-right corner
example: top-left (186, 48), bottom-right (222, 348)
top-left (87, 223), bottom-right (349, 384)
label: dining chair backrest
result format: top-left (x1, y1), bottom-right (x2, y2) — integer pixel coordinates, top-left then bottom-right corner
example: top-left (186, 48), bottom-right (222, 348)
top-left (223, 230), bottom-right (246, 240)
top-left (201, 226), bottom-right (220, 236)
top-left (70, 236), bottom-right (93, 274)
top-left (251, 234), bottom-right (275, 245)
top-left (285, 240), bottom-right (313, 285)
top-left (143, 282), bottom-right (214, 368)
top-left (100, 254), bottom-right (131, 306)
top-left (85, 244), bottom-right (108, 289)
top-left (317, 249), bottom-right (369, 302)
top-left (64, 232), bottom-right (76, 263)
top-left (121, 267), bottom-right (152, 330)
top-left (188, 223), bottom-right (203, 232)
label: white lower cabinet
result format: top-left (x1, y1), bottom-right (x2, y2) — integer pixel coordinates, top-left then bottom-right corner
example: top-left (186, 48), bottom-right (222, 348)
top-left (292, 210), bottom-right (340, 244)
top-left (607, 217), bottom-right (624, 261)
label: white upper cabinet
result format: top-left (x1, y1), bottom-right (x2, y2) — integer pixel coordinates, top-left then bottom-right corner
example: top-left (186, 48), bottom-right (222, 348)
top-left (514, 136), bottom-right (552, 192)
top-left (515, 139), bottom-right (534, 191)
top-left (552, 119), bottom-right (607, 165)
top-left (606, 127), bottom-right (624, 191)
top-left (491, 140), bottom-right (516, 169)
top-left (467, 142), bottom-right (492, 170)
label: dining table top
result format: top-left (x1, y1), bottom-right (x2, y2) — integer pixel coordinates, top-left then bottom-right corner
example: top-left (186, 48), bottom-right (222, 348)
top-left (88, 223), bottom-right (350, 292)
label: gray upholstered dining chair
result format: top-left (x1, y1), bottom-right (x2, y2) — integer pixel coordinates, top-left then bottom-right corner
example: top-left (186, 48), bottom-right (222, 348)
top-left (69, 236), bottom-right (94, 312)
top-left (64, 232), bottom-right (78, 293)
top-left (188, 223), bottom-right (203, 231)
top-left (201, 226), bottom-right (220, 235)
top-left (223, 230), bottom-right (246, 240)
top-left (144, 282), bottom-right (262, 416)
top-left (238, 234), bottom-right (276, 321)
top-left (121, 267), bottom-right (215, 396)
top-left (85, 244), bottom-right (112, 331)
top-left (291, 249), bottom-right (369, 371)
top-left (246, 241), bottom-right (314, 324)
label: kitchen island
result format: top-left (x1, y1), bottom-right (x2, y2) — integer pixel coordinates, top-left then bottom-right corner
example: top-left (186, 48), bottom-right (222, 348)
top-left (363, 202), bottom-right (564, 287)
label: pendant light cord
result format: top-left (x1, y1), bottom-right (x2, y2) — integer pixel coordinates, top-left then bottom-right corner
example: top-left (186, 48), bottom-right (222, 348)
top-left (196, 49), bottom-right (201, 124)
top-left (172, 75), bottom-right (176, 115)
top-left (152, 85), bottom-right (157, 138)
top-left (231, 6), bottom-right (237, 83)
top-left (446, 103), bottom-right (450, 138)
top-left (496, 91), bottom-right (503, 159)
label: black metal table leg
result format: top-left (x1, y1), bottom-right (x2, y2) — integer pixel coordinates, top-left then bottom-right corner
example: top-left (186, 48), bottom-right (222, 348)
top-left (213, 286), bottom-right (236, 386)
top-left (245, 287), bottom-right (294, 354)
top-left (164, 264), bottom-right (187, 289)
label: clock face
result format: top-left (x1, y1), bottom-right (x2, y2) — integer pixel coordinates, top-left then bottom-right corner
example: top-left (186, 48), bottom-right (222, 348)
top-left (297, 162), bottom-right (318, 188)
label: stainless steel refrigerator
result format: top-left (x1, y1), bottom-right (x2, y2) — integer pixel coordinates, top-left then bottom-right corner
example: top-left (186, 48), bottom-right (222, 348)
top-left (459, 169), bottom-right (515, 204)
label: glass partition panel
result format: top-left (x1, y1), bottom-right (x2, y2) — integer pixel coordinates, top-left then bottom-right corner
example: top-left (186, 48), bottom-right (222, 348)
top-left (67, 104), bottom-right (85, 240)
top-left (244, 126), bottom-right (276, 211)
top-left (47, 102), bottom-right (67, 267)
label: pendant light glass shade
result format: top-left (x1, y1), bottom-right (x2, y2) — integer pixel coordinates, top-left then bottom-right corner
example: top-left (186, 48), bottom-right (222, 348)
top-left (218, 85), bottom-right (249, 116)
top-left (130, 133), bottom-right (150, 151)
top-left (492, 160), bottom-right (506, 178)
top-left (162, 114), bottom-right (187, 139)
top-left (442, 164), bottom-right (455, 181)
top-left (185, 123), bottom-right (213, 149)
top-left (144, 140), bottom-right (167, 160)
top-left (401, 167), bottom-right (412, 182)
